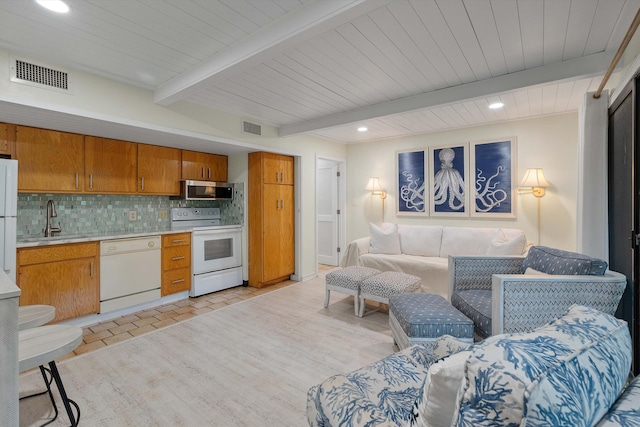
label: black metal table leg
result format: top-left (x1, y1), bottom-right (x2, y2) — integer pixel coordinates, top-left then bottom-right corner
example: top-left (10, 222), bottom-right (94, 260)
top-left (47, 361), bottom-right (81, 427)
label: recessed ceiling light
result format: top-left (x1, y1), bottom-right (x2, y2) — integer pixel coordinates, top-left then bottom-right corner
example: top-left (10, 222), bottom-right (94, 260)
top-left (489, 102), bottom-right (504, 109)
top-left (357, 126), bottom-right (368, 132)
top-left (36, 0), bottom-right (70, 13)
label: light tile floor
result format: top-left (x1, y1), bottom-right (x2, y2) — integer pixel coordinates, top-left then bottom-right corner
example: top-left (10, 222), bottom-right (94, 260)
top-left (71, 264), bottom-right (338, 358)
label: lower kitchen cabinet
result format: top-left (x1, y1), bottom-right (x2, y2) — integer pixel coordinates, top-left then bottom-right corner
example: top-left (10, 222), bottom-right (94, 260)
top-left (161, 233), bottom-right (191, 296)
top-left (17, 242), bottom-right (99, 322)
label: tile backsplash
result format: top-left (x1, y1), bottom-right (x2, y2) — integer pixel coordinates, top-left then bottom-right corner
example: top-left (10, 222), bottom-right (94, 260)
top-left (17, 184), bottom-right (245, 238)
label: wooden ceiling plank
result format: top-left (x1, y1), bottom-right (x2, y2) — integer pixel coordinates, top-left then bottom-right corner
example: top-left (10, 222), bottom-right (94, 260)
top-left (563, 0), bottom-right (599, 60)
top-left (409, 0), bottom-right (476, 84)
top-left (605, 0), bottom-right (640, 50)
top-left (553, 81), bottom-right (575, 112)
top-left (388, 1), bottom-right (462, 87)
top-left (541, 84), bottom-right (559, 115)
top-left (527, 86), bottom-right (544, 116)
top-left (491, 0), bottom-right (525, 73)
top-left (350, 14), bottom-right (428, 93)
top-left (154, 0), bottom-right (392, 105)
top-left (437, 0), bottom-right (492, 80)
top-left (518, 0), bottom-right (544, 69)
top-left (513, 89), bottom-right (531, 118)
top-left (264, 57), bottom-right (362, 110)
top-left (542, 0), bottom-right (571, 65)
top-left (464, 0), bottom-right (508, 77)
top-left (318, 30), bottom-right (412, 99)
top-left (584, 0), bottom-right (626, 55)
top-left (369, 6), bottom-right (447, 89)
top-left (279, 51), bottom-right (612, 136)
top-left (498, 93), bottom-right (519, 120)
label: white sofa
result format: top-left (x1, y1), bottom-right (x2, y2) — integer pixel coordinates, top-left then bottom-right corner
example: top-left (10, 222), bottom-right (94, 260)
top-left (340, 223), bottom-right (529, 298)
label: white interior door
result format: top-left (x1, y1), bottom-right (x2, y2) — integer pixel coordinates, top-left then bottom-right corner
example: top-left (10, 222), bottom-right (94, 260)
top-left (317, 160), bottom-right (339, 266)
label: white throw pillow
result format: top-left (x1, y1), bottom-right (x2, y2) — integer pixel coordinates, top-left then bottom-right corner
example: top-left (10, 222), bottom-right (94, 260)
top-left (398, 225), bottom-right (443, 256)
top-left (414, 350), bottom-right (470, 427)
top-left (369, 223), bottom-right (401, 254)
top-left (440, 228), bottom-right (501, 257)
top-left (486, 230), bottom-right (526, 255)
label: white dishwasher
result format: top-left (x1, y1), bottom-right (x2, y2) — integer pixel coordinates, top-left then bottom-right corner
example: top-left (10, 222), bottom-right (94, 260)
top-left (100, 236), bottom-right (161, 313)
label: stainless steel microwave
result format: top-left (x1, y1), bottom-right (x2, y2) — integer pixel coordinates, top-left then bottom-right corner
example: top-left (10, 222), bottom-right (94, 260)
top-left (180, 180), bottom-right (234, 200)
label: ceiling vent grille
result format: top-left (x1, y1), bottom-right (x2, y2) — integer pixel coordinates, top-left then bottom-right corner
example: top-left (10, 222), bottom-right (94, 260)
top-left (242, 120), bottom-right (262, 136)
top-left (11, 58), bottom-right (70, 92)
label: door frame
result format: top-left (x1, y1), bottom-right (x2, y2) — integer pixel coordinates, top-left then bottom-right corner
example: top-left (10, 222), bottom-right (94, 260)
top-left (315, 155), bottom-right (346, 270)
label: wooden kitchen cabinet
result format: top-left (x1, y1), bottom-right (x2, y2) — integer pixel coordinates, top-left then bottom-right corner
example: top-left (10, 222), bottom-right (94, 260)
top-left (181, 150), bottom-right (228, 182)
top-left (161, 233), bottom-right (191, 296)
top-left (137, 144), bottom-right (181, 195)
top-left (85, 136), bottom-right (137, 193)
top-left (248, 151), bottom-right (294, 288)
top-left (262, 152), bottom-right (294, 185)
top-left (15, 125), bottom-right (84, 192)
top-left (17, 242), bottom-right (99, 322)
top-left (0, 123), bottom-right (15, 157)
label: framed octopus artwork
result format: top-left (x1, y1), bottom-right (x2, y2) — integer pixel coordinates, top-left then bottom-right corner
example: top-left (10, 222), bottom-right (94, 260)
top-left (428, 143), bottom-right (470, 216)
top-left (396, 149), bottom-right (427, 215)
top-left (470, 138), bottom-right (517, 218)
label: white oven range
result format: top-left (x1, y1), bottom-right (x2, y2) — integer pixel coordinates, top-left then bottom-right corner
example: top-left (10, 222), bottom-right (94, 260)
top-left (170, 208), bottom-right (243, 297)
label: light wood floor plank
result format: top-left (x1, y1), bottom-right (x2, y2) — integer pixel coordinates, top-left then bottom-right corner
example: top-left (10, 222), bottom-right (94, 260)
top-left (19, 270), bottom-right (394, 426)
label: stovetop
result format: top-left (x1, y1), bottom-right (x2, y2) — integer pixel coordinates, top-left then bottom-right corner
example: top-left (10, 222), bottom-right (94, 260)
top-left (170, 207), bottom-right (241, 231)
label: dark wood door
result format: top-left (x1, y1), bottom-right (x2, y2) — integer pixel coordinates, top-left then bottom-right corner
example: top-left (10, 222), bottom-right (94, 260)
top-left (608, 78), bottom-right (638, 373)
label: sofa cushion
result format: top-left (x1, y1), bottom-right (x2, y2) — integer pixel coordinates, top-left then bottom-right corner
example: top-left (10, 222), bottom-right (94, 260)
top-left (312, 345), bottom-right (438, 426)
top-left (439, 227), bottom-right (501, 258)
top-left (595, 375), bottom-right (640, 426)
top-left (411, 350), bottom-right (471, 427)
top-left (520, 245), bottom-right (608, 275)
top-left (486, 229), bottom-right (527, 255)
top-left (369, 222), bottom-right (401, 255)
top-left (452, 305), bottom-right (632, 427)
top-left (450, 289), bottom-right (492, 338)
top-left (398, 225), bottom-right (443, 256)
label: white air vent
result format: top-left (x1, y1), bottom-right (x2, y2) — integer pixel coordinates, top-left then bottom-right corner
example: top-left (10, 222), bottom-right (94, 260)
top-left (242, 120), bottom-right (262, 136)
top-left (10, 57), bottom-right (71, 93)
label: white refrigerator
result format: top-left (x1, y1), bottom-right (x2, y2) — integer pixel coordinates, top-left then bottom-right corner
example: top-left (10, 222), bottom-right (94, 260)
top-left (0, 159), bottom-right (17, 282)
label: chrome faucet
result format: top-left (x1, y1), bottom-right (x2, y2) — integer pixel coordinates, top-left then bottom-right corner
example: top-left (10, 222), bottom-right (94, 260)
top-left (44, 200), bottom-right (61, 237)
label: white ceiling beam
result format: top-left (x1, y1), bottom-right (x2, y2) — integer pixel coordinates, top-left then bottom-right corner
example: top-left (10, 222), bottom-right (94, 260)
top-left (154, 0), bottom-right (392, 106)
top-left (279, 50), bottom-right (615, 137)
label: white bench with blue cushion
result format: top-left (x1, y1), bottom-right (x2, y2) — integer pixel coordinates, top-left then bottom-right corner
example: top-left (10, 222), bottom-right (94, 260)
top-left (389, 293), bottom-right (473, 350)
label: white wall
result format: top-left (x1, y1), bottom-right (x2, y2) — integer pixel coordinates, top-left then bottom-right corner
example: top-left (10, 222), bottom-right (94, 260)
top-left (0, 48), bottom-right (347, 280)
top-left (346, 113), bottom-right (580, 251)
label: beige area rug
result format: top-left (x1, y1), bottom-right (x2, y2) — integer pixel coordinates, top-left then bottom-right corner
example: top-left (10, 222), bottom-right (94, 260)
top-left (19, 271), bottom-right (395, 426)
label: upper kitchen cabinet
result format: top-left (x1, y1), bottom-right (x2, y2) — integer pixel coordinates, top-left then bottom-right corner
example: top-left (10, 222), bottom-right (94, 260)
top-left (85, 136), bottom-right (137, 193)
top-left (0, 123), bottom-right (15, 158)
top-left (137, 144), bottom-right (181, 195)
top-left (181, 150), bottom-right (228, 182)
top-left (15, 126), bottom-right (84, 192)
top-left (262, 152), bottom-right (294, 185)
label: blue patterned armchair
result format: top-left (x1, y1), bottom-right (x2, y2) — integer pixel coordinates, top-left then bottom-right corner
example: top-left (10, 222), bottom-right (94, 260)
top-left (449, 246), bottom-right (627, 339)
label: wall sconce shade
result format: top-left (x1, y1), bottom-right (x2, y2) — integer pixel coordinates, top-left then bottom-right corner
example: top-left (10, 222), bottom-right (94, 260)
top-left (520, 168), bottom-right (549, 198)
top-left (365, 177), bottom-right (387, 199)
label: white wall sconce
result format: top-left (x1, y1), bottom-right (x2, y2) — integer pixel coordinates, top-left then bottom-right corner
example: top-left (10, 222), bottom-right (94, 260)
top-left (365, 177), bottom-right (387, 221)
top-left (519, 168), bottom-right (550, 245)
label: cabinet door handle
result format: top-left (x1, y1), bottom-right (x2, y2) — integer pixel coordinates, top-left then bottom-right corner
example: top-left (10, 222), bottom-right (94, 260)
top-left (141, 176), bottom-right (145, 190)
top-left (171, 279), bottom-right (185, 284)
top-left (281, 199), bottom-right (284, 209)
top-left (90, 261), bottom-right (94, 278)
top-left (171, 256), bottom-right (185, 261)
top-left (75, 173), bottom-right (79, 188)
top-left (89, 174), bottom-right (93, 189)
top-left (172, 239), bottom-right (186, 243)
top-left (201, 167), bottom-right (205, 178)
top-left (208, 168), bottom-right (211, 179)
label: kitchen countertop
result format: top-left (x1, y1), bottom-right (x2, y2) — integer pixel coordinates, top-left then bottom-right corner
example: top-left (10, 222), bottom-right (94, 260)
top-left (17, 229), bottom-right (187, 248)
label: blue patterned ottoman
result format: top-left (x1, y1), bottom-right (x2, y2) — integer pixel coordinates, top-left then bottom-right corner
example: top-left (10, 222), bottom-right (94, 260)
top-left (358, 271), bottom-right (421, 317)
top-left (389, 293), bottom-right (474, 350)
top-left (325, 266), bottom-right (381, 316)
